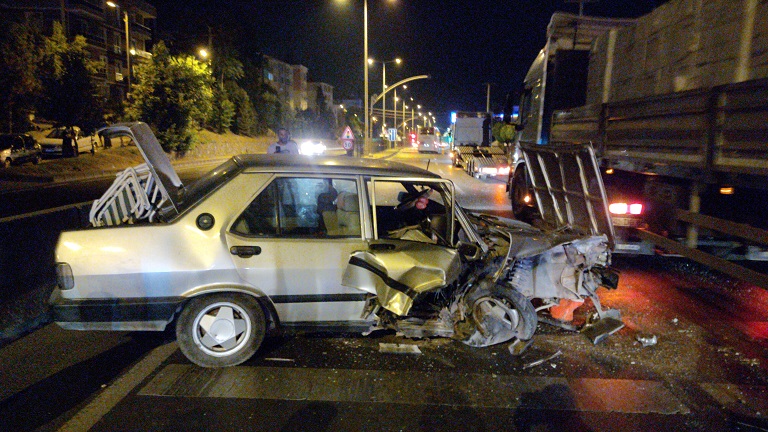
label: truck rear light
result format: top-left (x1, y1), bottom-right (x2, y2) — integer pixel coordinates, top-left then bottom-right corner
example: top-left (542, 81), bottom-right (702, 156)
top-left (609, 203), bottom-right (643, 215)
top-left (609, 203), bottom-right (627, 214)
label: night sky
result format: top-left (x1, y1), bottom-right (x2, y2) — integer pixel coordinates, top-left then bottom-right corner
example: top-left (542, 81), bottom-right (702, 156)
top-left (149, 0), bottom-right (666, 127)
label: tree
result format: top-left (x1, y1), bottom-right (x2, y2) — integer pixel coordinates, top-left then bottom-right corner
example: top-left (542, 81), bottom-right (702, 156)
top-left (126, 41), bottom-right (213, 153)
top-left (241, 57), bottom-right (280, 134)
top-left (37, 22), bottom-right (103, 133)
top-left (209, 84), bottom-right (235, 133)
top-left (492, 120), bottom-right (516, 144)
top-left (0, 17), bottom-right (42, 133)
top-left (225, 82), bottom-right (257, 136)
top-left (340, 106), bottom-right (364, 139)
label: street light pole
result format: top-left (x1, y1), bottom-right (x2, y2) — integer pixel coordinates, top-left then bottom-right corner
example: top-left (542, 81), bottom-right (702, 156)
top-left (123, 10), bottom-right (130, 95)
top-left (107, 1), bottom-right (130, 96)
top-left (363, 0), bottom-right (369, 155)
top-left (392, 88), bottom-right (397, 147)
top-left (382, 61), bottom-right (386, 138)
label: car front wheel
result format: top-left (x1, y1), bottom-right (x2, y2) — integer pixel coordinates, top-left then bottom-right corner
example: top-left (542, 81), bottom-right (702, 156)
top-left (176, 293), bottom-right (266, 368)
top-left (462, 286), bottom-right (537, 347)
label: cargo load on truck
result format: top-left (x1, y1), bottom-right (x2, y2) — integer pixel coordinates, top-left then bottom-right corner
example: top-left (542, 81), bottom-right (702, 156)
top-left (509, 0), bottom-right (768, 280)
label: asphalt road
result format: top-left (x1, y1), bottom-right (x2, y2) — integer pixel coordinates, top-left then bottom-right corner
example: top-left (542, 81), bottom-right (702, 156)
top-left (1, 148), bottom-right (767, 431)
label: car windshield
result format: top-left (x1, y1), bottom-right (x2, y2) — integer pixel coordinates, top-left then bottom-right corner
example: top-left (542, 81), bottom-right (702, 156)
top-left (46, 129), bottom-right (65, 139)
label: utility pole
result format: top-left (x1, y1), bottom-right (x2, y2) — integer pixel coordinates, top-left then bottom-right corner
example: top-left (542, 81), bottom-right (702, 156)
top-left (484, 82), bottom-right (493, 113)
top-left (564, 0), bottom-right (598, 16)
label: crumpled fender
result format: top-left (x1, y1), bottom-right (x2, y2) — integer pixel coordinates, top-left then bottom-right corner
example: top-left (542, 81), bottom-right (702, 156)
top-left (341, 241), bottom-right (461, 316)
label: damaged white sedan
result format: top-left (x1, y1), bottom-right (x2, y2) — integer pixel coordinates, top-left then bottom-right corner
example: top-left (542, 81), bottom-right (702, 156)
top-left (51, 122), bottom-right (620, 368)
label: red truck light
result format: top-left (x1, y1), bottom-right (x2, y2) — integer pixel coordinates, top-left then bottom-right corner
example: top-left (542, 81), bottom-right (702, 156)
top-left (609, 203), bottom-right (643, 215)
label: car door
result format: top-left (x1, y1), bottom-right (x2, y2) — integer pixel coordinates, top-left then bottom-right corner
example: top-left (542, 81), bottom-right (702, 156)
top-left (341, 177), bottom-right (463, 316)
top-left (224, 175), bottom-right (370, 325)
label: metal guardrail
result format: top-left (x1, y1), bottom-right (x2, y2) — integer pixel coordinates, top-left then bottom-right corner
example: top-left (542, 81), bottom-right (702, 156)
top-left (635, 210), bottom-right (768, 290)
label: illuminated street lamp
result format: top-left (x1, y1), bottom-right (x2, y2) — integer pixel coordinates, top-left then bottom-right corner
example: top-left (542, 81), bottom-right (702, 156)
top-left (368, 57), bottom-right (401, 138)
top-left (198, 48), bottom-right (209, 59)
top-left (106, 1), bottom-right (131, 95)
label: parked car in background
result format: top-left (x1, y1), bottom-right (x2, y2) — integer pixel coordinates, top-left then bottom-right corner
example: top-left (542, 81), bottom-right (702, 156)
top-left (38, 126), bottom-right (91, 158)
top-left (51, 123), bottom-right (621, 368)
top-left (0, 133), bottom-right (42, 168)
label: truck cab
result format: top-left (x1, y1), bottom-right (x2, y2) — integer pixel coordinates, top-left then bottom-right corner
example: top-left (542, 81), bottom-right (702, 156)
top-left (508, 13), bottom-right (650, 254)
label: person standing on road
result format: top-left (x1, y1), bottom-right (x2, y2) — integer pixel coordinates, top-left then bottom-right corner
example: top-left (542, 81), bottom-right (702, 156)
top-left (267, 128), bottom-right (300, 154)
top-left (62, 127), bottom-right (75, 157)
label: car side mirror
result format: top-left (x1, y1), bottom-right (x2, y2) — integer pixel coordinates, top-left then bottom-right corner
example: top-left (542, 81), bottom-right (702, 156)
top-left (457, 241), bottom-right (482, 261)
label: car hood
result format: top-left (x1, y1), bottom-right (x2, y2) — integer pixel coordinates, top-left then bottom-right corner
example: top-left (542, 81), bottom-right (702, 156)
top-left (519, 141), bottom-right (615, 247)
top-left (97, 123), bottom-right (184, 213)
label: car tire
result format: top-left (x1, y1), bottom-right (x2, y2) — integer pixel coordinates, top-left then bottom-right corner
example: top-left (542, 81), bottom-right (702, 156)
top-left (462, 285), bottom-right (538, 347)
top-left (176, 293), bottom-right (266, 368)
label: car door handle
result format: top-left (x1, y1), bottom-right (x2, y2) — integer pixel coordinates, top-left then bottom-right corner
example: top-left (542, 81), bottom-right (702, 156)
top-left (369, 243), bottom-right (396, 251)
top-left (230, 246), bottom-right (262, 258)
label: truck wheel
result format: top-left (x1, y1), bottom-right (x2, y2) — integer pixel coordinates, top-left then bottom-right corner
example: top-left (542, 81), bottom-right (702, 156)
top-left (176, 293), bottom-right (266, 368)
top-left (511, 168), bottom-right (537, 223)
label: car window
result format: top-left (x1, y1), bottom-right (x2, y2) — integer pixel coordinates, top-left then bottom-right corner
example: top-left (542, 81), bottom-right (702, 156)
top-left (369, 179), bottom-right (451, 245)
top-left (231, 177), bottom-right (359, 238)
top-left (46, 129), bottom-right (64, 139)
top-left (11, 137), bottom-right (23, 150)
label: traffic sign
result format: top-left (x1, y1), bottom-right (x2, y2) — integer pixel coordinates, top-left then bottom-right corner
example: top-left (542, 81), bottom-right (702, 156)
top-left (341, 126), bottom-right (355, 141)
top-left (388, 128), bottom-right (397, 142)
top-left (342, 139), bottom-right (354, 151)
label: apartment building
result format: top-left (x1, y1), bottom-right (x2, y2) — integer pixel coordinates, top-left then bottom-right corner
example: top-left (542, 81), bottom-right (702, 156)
top-left (263, 55), bottom-right (309, 113)
top-left (307, 82), bottom-right (334, 112)
top-left (1, 0), bottom-right (156, 102)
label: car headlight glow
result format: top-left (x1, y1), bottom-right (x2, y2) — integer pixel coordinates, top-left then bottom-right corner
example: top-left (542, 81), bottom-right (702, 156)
top-left (300, 141), bottom-right (326, 155)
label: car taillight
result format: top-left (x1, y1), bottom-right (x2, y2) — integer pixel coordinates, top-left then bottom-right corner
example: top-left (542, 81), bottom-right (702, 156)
top-left (609, 203), bottom-right (643, 215)
top-left (56, 263), bottom-right (74, 290)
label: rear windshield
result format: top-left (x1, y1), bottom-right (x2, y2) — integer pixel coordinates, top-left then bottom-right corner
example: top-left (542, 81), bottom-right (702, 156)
top-left (175, 158), bottom-right (243, 212)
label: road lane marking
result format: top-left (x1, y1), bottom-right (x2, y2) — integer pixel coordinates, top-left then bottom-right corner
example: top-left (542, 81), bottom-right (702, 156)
top-left (139, 364), bottom-right (690, 414)
top-left (57, 342), bottom-right (178, 432)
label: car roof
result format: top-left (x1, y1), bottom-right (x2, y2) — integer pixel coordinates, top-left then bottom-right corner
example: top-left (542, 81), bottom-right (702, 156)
top-left (100, 122), bottom-right (442, 219)
top-left (232, 154), bottom-right (441, 178)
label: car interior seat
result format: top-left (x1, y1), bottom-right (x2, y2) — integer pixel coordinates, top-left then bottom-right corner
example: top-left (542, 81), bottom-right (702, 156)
top-left (333, 191), bottom-right (360, 236)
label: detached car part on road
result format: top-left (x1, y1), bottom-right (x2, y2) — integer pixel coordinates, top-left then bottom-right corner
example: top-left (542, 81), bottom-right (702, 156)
top-left (51, 123), bottom-right (620, 368)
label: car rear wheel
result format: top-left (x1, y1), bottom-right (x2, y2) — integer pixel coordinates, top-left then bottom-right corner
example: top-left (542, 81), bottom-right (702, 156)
top-left (176, 293), bottom-right (266, 368)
